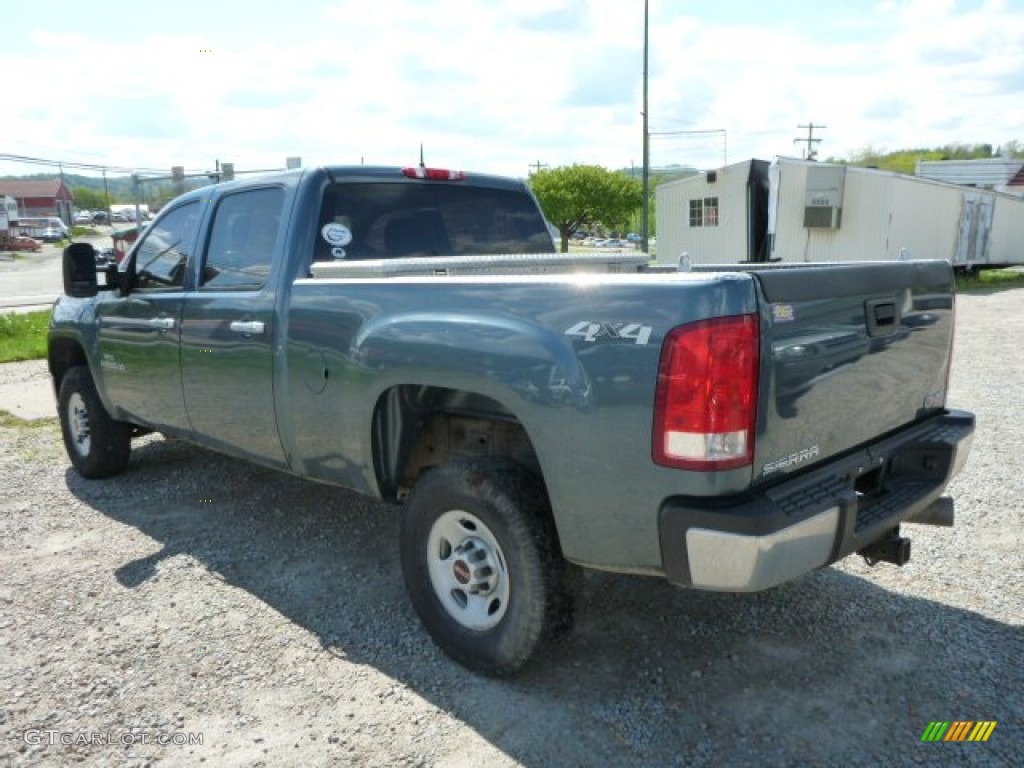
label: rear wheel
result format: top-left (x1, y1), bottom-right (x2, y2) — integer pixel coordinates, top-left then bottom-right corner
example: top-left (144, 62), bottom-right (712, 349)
top-left (400, 458), bottom-right (580, 676)
top-left (58, 366), bottom-right (131, 479)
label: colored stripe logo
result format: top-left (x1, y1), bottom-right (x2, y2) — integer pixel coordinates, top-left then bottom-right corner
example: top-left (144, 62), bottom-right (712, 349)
top-left (920, 721), bottom-right (997, 742)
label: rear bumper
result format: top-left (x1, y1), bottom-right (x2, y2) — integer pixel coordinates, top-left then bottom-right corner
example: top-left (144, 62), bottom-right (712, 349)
top-left (658, 410), bottom-right (975, 591)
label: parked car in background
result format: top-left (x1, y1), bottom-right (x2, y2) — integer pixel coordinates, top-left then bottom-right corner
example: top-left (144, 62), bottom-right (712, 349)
top-left (3, 234), bottom-right (43, 252)
top-left (74, 211), bottom-right (93, 224)
top-left (38, 227), bottom-right (66, 243)
top-left (92, 212), bottom-right (110, 225)
top-left (13, 216), bottom-right (69, 242)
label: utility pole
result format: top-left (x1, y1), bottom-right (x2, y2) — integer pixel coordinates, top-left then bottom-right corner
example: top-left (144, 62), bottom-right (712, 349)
top-left (132, 174), bottom-right (142, 229)
top-left (528, 160), bottom-right (548, 174)
top-left (641, 0), bottom-right (650, 254)
top-left (102, 169), bottom-right (110, 222)
top-left (795, 122), bottom-right (826, 160)
top-left (57, 162), bottom-right (69, 229)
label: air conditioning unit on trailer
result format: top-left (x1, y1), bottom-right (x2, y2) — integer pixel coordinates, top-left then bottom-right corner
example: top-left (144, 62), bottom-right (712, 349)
top-left (803, 164), bottom-right (846, 229)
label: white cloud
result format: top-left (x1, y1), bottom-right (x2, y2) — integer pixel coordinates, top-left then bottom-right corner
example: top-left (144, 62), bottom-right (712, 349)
top-left (2, 0), bottom-right (1022, 179)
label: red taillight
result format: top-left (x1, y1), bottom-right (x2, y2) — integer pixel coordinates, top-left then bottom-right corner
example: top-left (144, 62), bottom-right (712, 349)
top-left (653, 314), bottom-right (759, 471)
top-left (401, 167), bottom-right (467, 181)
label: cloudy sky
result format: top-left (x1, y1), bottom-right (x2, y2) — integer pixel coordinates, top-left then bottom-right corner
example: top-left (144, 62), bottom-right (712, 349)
top-left (3, 0), bottom-right (1022, 179)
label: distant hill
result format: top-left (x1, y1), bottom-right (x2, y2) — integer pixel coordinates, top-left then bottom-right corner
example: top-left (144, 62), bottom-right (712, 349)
top-left (616, 165), bottom-right (700, 185)
top-left (827, 141), bottom-right (1023, 175)
top-left (0, 171), bottom-right (210, 206)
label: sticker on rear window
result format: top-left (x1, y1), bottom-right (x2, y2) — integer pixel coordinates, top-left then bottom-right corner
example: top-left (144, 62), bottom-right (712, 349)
top-left (321, 222), bottom-right (352, 247)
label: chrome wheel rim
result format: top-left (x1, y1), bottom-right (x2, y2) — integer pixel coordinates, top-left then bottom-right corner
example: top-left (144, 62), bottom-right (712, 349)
top-left (426, 509), bottom-right (510, 631)
top-left (68, 393), bottom-right (92, 457)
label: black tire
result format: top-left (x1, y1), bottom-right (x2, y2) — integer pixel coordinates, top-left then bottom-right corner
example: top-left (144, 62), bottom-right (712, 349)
top-left (400, 457), bottom-right (581, 677)
top-left (58, 366), bottom-right (131, 479)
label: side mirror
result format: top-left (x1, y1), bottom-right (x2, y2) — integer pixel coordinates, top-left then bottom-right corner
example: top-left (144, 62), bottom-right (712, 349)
top-left (62, 243), bottom-right (98, 298)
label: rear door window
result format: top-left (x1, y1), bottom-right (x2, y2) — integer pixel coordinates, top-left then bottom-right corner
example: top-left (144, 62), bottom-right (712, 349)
top-left (200, 187), bottom-right (285, 291)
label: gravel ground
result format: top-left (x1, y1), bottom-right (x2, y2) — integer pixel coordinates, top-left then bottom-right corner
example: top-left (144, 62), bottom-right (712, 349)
top-left (1, 288), bottom-right (1021, 767)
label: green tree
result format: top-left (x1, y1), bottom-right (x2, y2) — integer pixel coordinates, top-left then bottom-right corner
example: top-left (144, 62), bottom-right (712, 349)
top-left (529, 165), bottom-right (643, 252)
top-left (72, 186), bottom-right (108, 211)
top-left (997, 140), bottom-right (1024, 158)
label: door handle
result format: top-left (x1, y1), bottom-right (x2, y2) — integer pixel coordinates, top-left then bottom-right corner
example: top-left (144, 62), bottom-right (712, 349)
top-left (230, 320), bottom-right (265, 336)
top-left (148, 317), bottom-right (176, 331)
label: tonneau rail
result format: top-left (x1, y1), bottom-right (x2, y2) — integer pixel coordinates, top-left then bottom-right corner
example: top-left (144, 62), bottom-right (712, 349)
top-left (310, 251), bottom-right (649, 279)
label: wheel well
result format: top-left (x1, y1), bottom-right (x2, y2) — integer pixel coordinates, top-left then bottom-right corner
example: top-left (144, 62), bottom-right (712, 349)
top-left (47, 338), bottom-right (88, 397)
top-left (372, 385), bottom-right (541, 502)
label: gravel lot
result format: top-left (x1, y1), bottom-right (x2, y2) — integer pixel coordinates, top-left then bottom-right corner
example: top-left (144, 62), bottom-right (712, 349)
top-left (1, 288), bottom-right (1021, 767)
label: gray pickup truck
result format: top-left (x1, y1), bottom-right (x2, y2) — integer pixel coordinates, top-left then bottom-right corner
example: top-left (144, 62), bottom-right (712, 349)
top-left (49, 165), bottom-right (974, 675)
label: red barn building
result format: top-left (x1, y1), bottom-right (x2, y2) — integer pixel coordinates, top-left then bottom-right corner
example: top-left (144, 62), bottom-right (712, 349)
top-left (0, 179), bottom-right (74, 225)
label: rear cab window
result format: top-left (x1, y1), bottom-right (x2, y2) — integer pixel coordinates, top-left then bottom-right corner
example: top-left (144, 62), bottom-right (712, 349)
top-left (314, 181), bottom-right (553, 263)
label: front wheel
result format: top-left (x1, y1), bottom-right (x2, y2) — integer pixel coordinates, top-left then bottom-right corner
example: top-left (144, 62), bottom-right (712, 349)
top-left (58, 366), bottom-right (131, 479)
top-left (400, 458), bottom-right (580, 677)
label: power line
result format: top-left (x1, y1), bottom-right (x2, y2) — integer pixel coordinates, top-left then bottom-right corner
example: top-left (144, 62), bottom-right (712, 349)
top-left (0, 152), bottom-right (199, 176)
top-left (794, 123), bottom-right (826, 160)
top-left (649, 128), bottom-right (728, 167)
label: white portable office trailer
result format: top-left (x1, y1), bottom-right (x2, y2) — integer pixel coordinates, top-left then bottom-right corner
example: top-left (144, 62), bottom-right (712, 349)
top-left (656, 157), bottom-right (1024, 269)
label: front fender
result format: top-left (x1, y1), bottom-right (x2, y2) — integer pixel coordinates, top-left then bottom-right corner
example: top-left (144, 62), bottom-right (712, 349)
top-left (48, 296), bottom-right (109, 410)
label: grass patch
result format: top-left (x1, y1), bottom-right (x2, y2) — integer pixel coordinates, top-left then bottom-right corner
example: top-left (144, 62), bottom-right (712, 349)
top-left (956, 267), bottom-right (1024, 293)
top-left (0, 310), bottom-right (50, 363)
top-left (0, 416), bottom-right (62, 464)
top-left (0, 410), bottom-right (54, 429)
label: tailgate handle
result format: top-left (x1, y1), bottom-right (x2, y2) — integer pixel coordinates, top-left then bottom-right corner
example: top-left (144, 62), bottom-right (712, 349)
top-left (865, 299), bottom-right (900, 337)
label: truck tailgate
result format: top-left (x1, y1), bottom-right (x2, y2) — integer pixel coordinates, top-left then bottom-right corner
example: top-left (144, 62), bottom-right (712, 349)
top-left (748, 260), bottom-right (955, 483)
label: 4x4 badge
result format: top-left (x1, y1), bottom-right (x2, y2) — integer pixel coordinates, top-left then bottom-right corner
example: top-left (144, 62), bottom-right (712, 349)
top-left (565, 321), bottom-right (653, 346)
